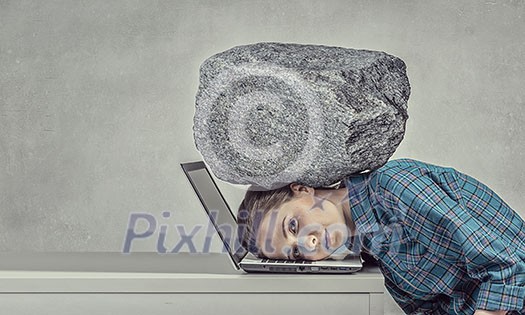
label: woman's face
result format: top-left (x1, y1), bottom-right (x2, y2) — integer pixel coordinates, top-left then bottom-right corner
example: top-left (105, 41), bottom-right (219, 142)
top-left (255, 189), bottom-right (349, 260)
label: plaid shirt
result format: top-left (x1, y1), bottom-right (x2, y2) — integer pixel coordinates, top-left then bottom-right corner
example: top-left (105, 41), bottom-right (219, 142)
top-left (345, 158), bottom-right (525, 314)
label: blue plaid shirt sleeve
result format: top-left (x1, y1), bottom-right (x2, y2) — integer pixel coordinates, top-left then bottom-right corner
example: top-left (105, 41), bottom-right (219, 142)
top-left (376, 165), bottom-right (525, 312)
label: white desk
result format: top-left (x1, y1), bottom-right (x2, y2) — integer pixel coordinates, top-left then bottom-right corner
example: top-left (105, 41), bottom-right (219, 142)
top-left (0, 252), bottom-right (385, 315)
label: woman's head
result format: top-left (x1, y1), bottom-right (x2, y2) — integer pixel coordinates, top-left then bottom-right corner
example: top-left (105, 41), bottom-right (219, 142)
top-left (237, 185), bottom-right (294, 256)
top-left (237, 183), bottom-right (351, 261)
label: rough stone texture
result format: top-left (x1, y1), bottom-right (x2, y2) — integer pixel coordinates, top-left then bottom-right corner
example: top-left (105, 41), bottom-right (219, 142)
top-left (194, 42), bottom-right (410, 189)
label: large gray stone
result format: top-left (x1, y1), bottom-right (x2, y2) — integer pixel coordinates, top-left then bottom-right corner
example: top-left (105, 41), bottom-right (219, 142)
top-left (194, 42), bottom-right (410, 189)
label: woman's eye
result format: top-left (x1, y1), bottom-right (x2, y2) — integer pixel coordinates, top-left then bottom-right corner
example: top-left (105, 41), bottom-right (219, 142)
top-left (288, 218), bottom-right (298, 234)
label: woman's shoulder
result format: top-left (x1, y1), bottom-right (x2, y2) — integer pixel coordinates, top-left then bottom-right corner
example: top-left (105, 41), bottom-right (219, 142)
top-left (346, 158), bottom-right (452, 190)
top-left (372, 159), bottom-right (432, 186)
top-left (373, 158), bottom-right (458, 188)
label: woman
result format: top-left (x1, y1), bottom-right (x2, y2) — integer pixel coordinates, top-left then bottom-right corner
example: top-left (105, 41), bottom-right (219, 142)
top-left (237, 158), bottom-right (525, 315)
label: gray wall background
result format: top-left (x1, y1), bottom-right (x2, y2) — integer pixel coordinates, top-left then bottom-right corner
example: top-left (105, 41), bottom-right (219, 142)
top-left (1, 1), bottom-right (524, 312)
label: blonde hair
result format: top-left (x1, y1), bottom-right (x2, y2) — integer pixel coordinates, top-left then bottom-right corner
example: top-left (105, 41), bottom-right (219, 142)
top-left (237, 185), bottom-right (294, 256)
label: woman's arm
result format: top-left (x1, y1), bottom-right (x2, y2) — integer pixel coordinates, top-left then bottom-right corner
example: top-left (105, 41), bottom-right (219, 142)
top-left (376, 167), bottom-right (525, 313)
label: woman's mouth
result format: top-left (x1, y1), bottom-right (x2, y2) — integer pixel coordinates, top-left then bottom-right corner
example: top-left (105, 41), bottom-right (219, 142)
top-left (324, 229), bottom-right (331, 249)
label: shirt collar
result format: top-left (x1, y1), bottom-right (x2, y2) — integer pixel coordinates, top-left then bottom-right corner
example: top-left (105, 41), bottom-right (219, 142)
top-left (345, 173), bottom-right (381, 235)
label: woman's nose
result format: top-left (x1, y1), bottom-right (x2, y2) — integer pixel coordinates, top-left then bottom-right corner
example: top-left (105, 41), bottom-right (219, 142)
top-left (298, 234), bottom-right (318, 251)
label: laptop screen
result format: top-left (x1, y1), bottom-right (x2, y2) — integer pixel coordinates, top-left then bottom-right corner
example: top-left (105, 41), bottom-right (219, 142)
top-left (181, 162), bottom-right (248, 267)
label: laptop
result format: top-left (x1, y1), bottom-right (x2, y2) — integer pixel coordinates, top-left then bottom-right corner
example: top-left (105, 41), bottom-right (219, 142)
top-left (181, 161), bottom-right (362, 274)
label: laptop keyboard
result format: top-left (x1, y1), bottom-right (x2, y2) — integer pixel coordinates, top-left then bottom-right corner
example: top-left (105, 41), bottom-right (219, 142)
top-left (261, 259), bottom-right (312, 264)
